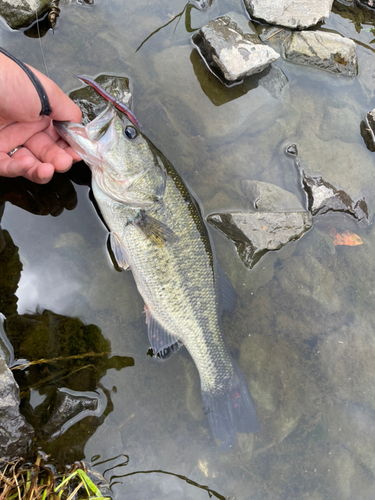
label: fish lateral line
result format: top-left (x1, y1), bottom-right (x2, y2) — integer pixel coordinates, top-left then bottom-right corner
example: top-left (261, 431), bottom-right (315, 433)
top-left (76, 75), bottom-right (141, 129)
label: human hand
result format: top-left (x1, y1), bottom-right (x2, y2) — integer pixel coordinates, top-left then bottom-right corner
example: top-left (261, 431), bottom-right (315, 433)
top-left (0, 53), bottom-right (82, 184)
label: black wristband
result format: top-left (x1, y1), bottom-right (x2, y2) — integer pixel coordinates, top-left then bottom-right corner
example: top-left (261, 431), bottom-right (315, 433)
top-left (0, 47), bottom-right (52, 116)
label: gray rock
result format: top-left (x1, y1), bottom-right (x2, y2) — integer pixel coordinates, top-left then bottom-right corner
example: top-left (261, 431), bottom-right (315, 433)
top-left (291, 117), bottom-right (375, 213)
top-left (41, 388), bottom-right (105, 440)
top-left (191, 12), bottom-right (279, 84)
top-left (239, 180), bottom-right (305, 212)
top-left (244, 0), bottom-right (334, 29)
top-left (299, 167), bottom-right (369, 223)
top-left (0, 321), bottom-right (12, 365)
top-left (240, 334), bottom-right (306, 448)
top-left (356, 0), bottom-right (375, 9)
top-left (363, 108), bottom-right (375, 151)
top-left (0, 356), bottom-right (34, 459)
top-left (207, 211), bottom-right (312, 268)
top-left (0, 0), bottom-right (50, 30)
top-left (190, 0), bottom-right (214, 9)
top-left (283, 31), bottom-right (358, 76)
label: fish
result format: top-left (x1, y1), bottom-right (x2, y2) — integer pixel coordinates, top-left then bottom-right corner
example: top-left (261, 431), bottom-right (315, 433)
top-left (54, 101), bottom-right (259, 449)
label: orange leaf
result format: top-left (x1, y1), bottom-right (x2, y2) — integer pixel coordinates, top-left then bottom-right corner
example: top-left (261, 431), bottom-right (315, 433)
top-left (332, 230), bottom-right (363, 246)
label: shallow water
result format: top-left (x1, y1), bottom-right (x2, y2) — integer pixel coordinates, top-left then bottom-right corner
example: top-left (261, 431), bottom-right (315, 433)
top-left (2, 0), bottom-right (375, 498)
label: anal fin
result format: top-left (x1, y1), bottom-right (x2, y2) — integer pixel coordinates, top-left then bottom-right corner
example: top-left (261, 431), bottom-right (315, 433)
top-left (145, 306), bottom-right (183, 360)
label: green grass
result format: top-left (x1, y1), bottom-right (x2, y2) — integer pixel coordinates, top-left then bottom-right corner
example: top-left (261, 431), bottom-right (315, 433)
top-left (0, 455), bottom-right (111, 500)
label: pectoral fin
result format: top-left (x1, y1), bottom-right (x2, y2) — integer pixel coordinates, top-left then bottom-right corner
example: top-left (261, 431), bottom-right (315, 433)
top-left (145, 306), bottom-right (183, 360)
top-left (110, 232), bottom-right (130, 270)
top-left (134, 211), bottom-right (178, 247)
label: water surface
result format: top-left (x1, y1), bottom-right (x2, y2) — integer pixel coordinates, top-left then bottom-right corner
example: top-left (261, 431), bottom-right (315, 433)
top-left (1, 1), bottom-right (375, 498)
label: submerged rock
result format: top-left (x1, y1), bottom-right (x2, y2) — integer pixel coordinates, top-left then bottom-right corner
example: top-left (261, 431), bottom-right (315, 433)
top-left (283, 31), bottom-right (357, 76)
top-left (207, 211), bottom-right (312, 269)
top-left (41, 388), bottom-right (105, 440)
top-left (362, 108), bottom-right (375, 152)
top-left (356, 0), bottom-right (375, 9)
top-left (277, 253), bottom-right (341, 313)
top-left (240, 334), bottom-right (306, 448)
top-left (0, 356), bottom-right (34, 460)
top-left (300, 169), bottom-right (368, 223)
top-left (243, 0), bottom-right (334, 29)
top-left (190, 0), bottom-right (215, 9)
top-left (0, 0), bottom-right (49, 30)
top-left (191, 12), bottom-right (279, 84)
top-left (239, 179), bottom-right (304, 212)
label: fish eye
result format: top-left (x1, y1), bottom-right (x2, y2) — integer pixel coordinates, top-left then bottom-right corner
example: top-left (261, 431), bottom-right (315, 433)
top-left (124, 125), bottom-right (138, 140)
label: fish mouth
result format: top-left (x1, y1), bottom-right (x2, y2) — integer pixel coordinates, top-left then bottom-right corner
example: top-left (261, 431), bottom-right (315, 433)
top-left (53, 120), bottom-right (83, 143)
top-left (53, 105), bottom-right (116, 152)
top-left (53, 120), bottom-right (92, 157)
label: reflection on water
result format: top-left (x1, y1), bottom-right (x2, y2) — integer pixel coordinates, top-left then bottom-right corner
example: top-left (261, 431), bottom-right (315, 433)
top-left (1, 0), bottom-right (375, 498)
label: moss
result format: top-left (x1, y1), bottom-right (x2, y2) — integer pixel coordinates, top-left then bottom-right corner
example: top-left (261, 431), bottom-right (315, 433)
top-left (4, 310), bottom-right (113, 393)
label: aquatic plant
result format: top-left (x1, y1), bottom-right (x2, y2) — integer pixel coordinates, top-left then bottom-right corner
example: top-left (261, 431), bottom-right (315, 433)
top-left (0, 454), bottom-right (110, 500)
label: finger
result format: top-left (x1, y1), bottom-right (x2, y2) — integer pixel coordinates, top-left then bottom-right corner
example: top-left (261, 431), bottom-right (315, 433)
top-left (0, 150), bottom-right (34, 178)
top-left (24, 130), bottom-right (74, 173)
top-left (25, 65), bottom-right (82, 123)
top-left (57, 142), bottom-right (82, 163)
top-left (0, 117), bottom-right (51, 154)
top-left (0, 148), bottom-right (55, 184)
top-left (0, 56), bottom-right (82, 126)
top-left (44, 122), bottom-right (82, 162)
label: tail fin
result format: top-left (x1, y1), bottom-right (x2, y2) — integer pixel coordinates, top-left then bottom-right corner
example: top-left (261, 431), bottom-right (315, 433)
top-left (201, 363), bottom-right (259, 450)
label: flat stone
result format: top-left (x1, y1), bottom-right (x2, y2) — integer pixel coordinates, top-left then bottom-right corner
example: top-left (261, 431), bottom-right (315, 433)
top-left (0, 356), bottom-right (34, 459)
top-left (293, 125), bottom-right (375, 215)
top-left (283, 31), bottom-right (357, 76)
top-left (191, 12), bottom-right (279, 83)
top-left (40, 388), bottom-right (104, 439)
top-left (244, 0), bottom-right (334, 29)
top-left (298, 166), bottom-right (369, 223)
top-left (207, 211), bottom-right (312, 268)
top-left (239, 180), bottom-right (305, 212)
top-left (240, 334), bottom-right (305, 447)
top-left (0, 0), bottom-right (50, 30)
top-left (363, 108), bottom-right (375, 152)
top-left (190, 0), bottom-right (214, 8)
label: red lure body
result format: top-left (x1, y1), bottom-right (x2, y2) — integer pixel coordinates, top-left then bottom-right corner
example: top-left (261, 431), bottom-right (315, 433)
top-left (76, 75), bottom-right (141, 128)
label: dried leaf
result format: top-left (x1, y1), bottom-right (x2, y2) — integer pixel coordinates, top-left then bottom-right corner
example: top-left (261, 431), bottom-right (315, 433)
top-left (329, 228), bottom-right (363, 246)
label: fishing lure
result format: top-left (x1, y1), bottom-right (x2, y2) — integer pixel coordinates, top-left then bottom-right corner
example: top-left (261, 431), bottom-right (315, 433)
top-left (76, 75), bottom-right (141, 129)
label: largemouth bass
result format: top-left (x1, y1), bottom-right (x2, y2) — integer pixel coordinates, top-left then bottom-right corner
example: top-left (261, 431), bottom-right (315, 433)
top-left (54, 102), bottom-right (259, 448)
